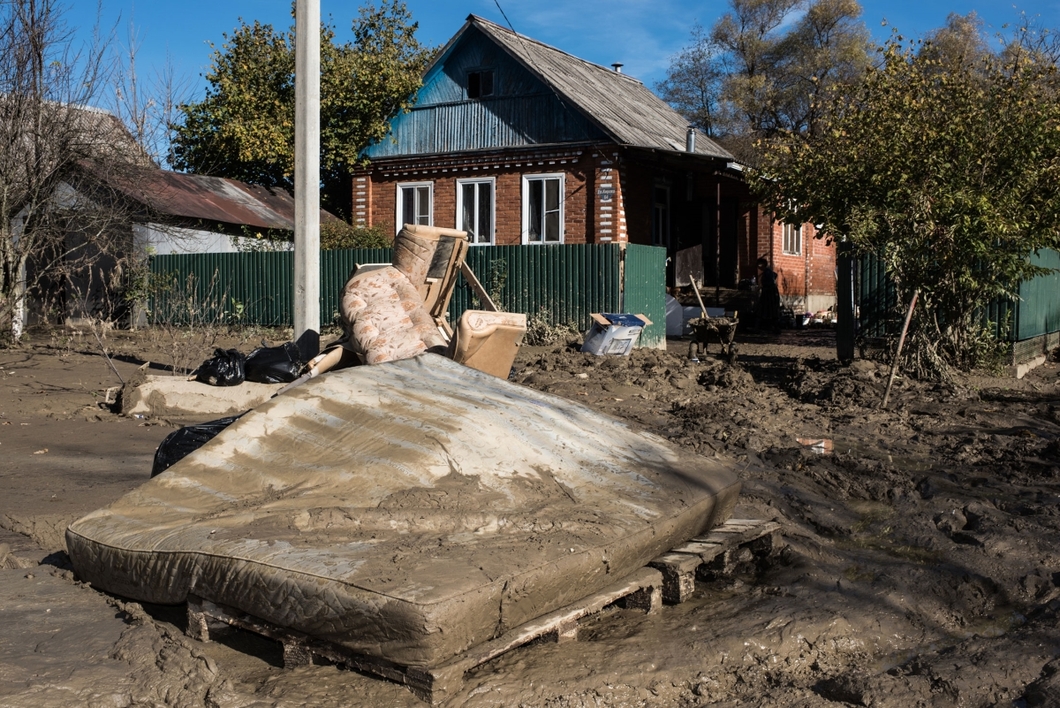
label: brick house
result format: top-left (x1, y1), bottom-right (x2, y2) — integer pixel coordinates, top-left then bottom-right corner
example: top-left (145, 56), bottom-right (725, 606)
top-left (353, 15), bottom-right (835, 312)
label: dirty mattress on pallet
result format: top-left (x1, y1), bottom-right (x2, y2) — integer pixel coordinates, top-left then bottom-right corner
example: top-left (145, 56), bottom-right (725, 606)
top-left (67, 354), bottom-right (740, 668)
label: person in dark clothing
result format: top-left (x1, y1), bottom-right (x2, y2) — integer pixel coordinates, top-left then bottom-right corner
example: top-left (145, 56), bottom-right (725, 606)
top-left (756, 257), bottom-right (781, 332)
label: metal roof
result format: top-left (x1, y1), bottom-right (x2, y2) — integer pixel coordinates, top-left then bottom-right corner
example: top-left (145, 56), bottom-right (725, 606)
top-left (450, 15), bottom-right (733, 161)
top-left (93, 166), bottom-right (337, 230)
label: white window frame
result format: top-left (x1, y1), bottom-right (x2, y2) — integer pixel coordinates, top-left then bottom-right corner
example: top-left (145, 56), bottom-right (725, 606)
top-left (521, 173), bottom-right (565, 245)
top-left (396, 181), bottom-right (433, 234)
top-left (782, 222), bottom-right (802, 256)
top-left (456, 177), bottom-right (496, 245)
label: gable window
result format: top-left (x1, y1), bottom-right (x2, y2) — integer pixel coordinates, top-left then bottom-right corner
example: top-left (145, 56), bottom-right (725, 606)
top-left (522, 174), bottom-right (564, 244)
top-left (467, 70), bottom-right (494, 99)
top-left (782, 223), bottom-right (802, 256)
top-left (457, 178), bottom-right (495, 245)
top-left (397, 182), bottom-right (432, 232)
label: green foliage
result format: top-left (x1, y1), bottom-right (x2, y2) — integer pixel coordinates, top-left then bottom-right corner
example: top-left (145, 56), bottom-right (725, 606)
top-left (753, 23), bottom-right (1060, 377)
top-left (169, 0), bottom-right (429, 217)
top-left (523, 307), bottom-right (583, 347)
top-left (319, 221), bottom-right (391, 249)
top-left (485, 260), bottom-right (509, 308)
top-left (233, 225), bottom-right (294, 252)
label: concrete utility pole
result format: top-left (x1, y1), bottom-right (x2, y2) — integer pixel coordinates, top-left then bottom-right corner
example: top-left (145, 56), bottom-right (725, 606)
top-left (293, 0), bottom-right (321, 358)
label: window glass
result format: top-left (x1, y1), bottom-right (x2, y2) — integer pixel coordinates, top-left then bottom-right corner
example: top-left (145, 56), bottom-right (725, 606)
top-left (397, 182), bottom-right (432, 232)
top-left (528, 180), bottom-right (543, 242)
top-left (467, 70), bottom-right (494, 99)
top-left (523, 175), bottom-right (563, 244)
top-left (477, 183), bottom-right (492, 243)
top-left (458, 179), bottom-right (494, 244)
top-left (783, 223), bottom-right (802, 255)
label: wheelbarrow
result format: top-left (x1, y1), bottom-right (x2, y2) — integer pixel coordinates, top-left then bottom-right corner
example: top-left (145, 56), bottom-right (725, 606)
top-left (688, 313), bottom-right (739, 364)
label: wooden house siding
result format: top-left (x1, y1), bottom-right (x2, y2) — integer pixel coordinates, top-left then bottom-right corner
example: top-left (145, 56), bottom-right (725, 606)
top-left (417, 28), bottom-right (552, 102)
top-left (366, 28), bottom-right (605, 159)
top-left (366, 95), bottom-right (605, 157)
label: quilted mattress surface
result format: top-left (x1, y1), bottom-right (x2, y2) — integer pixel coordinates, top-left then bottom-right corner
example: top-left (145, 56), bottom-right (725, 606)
top-left (67, 355), bottom-right (740, 667)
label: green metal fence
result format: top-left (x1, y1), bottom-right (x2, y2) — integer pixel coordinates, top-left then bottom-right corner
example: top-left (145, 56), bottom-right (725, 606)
top-left (1016, 249), bottom-right (1060, 340)
top-left (148, 244), bottom-right (667, 346)
top-left (856, 249), bottom-right (1059, 343)
top-left (622, 244), bottom-right (666, 348)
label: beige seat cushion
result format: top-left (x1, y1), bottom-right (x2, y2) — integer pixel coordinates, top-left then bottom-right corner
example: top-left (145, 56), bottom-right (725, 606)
top-left (339, 266), bottom-right (445, 365)
top-left (392, 224), bottom-right (469, 320)
top-left (450, 310), bottom-right (527, 379)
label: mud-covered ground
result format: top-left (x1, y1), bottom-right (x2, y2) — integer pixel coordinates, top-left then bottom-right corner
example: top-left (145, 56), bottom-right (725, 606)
top-left (2, 326), bottom-right (1059, 707)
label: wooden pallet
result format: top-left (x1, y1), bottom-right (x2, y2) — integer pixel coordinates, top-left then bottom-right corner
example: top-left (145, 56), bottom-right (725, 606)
top-left (650, 518), bottom-right (782, 604)
top-left (184, 518), bottom-right (781, 704)
top-left (187, 566), bottom-right (662, 704)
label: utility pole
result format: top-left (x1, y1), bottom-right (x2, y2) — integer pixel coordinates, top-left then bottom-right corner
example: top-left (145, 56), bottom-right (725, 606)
top-left (293, 0), bottom-right (320, 358)
top-left (836, 241), bottom-right (856, 364)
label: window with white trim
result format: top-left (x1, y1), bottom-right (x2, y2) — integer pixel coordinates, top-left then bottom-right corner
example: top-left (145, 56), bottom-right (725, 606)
top-left (457, 178), bottom-right (495, 245)
top-left (396, 182), bottom-right (432, 232)
top-left (782, 223), bottom-right (802, 255)
top-left (522, 174), bottom-right (564, 244)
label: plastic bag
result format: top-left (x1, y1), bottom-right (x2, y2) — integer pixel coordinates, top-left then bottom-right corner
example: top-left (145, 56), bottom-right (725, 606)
top-left (150, 415), bottom-right (242, 477)
top-left (195, 348), bottom-right (246, 386)
top-left (245, 341), bottom-right (303, 384)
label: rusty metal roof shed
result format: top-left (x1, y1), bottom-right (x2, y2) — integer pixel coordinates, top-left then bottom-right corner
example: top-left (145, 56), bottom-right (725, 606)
top-left (439, 15), bottom-right (733, 161)
top-left (95, 167), bottom-right (337, 231)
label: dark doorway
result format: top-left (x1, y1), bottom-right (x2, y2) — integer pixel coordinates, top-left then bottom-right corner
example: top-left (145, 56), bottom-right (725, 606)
top-left (719, 201), bottom-right (738, 287)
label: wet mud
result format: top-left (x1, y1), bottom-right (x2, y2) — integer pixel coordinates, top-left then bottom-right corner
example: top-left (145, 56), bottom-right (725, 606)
top-left (1, 329), bottom-right (1059, 706)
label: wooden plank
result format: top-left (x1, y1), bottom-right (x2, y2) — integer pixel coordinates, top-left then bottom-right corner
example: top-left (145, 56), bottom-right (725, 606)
top-left (181, 523), bottom-right (784, 702)
top-left (428, 567), bottom-right (663, 686)
top-left (459, 263), bottom-right (498, 312)
top-left (670, 540), bottom-right (724, 556)
top-left (649, 552), bottom-right (702, 604)
top-left (185, 567), bottom-right (664, 705)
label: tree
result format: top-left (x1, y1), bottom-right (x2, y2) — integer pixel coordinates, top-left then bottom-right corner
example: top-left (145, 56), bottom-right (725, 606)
top-left (655, 24), bottom-right (725, 138)
top-left (657, 0), bottom-right (871, 162)
top-left (752, 25), bottom-right (1060, 378)
top-left (169, 0), bottom-right (428, 218)
top-left (918, 12), bottom-right (991, 68)
top-left (0, 0), bottom-right (151, 341)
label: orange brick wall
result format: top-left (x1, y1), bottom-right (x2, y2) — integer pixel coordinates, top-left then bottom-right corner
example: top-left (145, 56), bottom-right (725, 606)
top-left (747, 212), bottom-right (837, 310)
top-left (354, 148), bottom-right (611, 245)
top-left (354, 149), bottom-right (836, 308)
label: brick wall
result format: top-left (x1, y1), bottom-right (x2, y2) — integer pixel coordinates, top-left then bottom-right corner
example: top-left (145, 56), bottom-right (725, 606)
top-left (357, 147), bottom-right (616, 245)
top-left (591, 150), bottom-right (627, 243)
top-left (759, 218), bottom-right (837, 310)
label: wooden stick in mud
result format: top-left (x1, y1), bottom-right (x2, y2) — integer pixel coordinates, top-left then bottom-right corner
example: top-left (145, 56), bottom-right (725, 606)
top-left (459, 263), bottom-right (499, 312)
top-left (692, 278), bottom-right (708, 319)
top-left (91, 325), bottom-right (124, 385)
top-left (881, 289), bottom-right (919, 410)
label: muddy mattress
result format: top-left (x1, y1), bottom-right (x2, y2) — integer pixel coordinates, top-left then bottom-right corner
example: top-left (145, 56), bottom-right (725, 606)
top-left (67, 355), bottom-right (740, 668)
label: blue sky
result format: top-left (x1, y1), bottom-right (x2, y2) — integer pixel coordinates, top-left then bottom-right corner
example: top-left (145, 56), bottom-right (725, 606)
top-left (65, 0), bottom-right (1060, 102)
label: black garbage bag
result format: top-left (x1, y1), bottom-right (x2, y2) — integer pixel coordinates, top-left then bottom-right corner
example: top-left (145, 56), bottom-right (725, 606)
top-left (195, 348), bottom-right (246, 386)
top-left (150, 414), bottom-right (242, 477)
top-left (245, 341), bottom-right (303, 384)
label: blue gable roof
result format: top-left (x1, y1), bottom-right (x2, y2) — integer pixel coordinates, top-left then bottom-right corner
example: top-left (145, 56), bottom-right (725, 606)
top-left (364, 25), bottom-right (608, 159)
